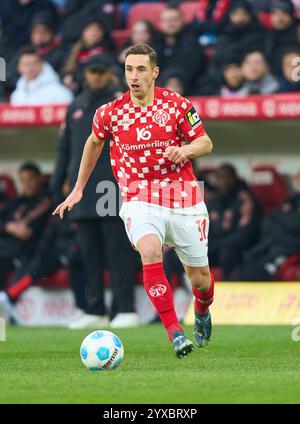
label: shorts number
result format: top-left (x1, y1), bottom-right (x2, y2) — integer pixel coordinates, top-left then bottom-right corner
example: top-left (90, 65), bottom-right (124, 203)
top-left (196, 219), bottom-right (207, 241)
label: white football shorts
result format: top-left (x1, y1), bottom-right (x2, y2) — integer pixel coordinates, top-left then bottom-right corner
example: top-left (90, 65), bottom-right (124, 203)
top-left (119, 201), bottom-right (209, 267)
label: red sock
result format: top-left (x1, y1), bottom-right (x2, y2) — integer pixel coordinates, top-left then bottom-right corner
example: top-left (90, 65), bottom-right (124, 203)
top-left (143, 262), bottom-right (183, 340)
top-left (7, 274), bottom-right (33, 300)
top-left (193, 272), bottom-right (215, 316)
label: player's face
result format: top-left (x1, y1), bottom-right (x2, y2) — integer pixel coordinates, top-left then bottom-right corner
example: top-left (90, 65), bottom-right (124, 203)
top-left (125, 54), bottom-right (159, 99)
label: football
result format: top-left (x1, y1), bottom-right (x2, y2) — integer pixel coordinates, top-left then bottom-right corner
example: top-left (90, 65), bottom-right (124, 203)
top-left (80, 330), bottom-right (124, 371)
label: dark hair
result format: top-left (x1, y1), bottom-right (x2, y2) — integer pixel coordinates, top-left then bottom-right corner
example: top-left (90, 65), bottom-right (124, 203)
top-left (18, 45), bottom-right (41, 62)
top-left (165, 1), bottom-right (182, 11)
top-left (125, 43), bottom-right (157, 67)
top-left (19, 162), bottom-right (41, 176)
top-left (131, 20), bottom-right (155, 40)
top-left (219, 163), bottom-right (238, 178)
top-left (281, 46), bottom-right (300, 58)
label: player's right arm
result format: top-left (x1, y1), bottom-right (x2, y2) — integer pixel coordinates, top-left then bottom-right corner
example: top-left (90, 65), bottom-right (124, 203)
top-left (52, 131), bottom-right (104, 219)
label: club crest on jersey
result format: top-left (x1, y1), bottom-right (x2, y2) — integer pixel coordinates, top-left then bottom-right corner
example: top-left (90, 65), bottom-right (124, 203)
top-left (186, 107), bottom-right (202, 129)
top-left (153, 110), bottom-right (170, 127)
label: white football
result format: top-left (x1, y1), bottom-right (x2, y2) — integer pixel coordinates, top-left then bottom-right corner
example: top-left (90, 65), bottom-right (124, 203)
top-left (80, 330), bottom-right (124, 371)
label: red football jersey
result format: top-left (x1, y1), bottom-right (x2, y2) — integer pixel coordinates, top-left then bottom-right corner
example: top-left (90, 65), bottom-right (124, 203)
top-left (92, 87), bottom-right (206, 208)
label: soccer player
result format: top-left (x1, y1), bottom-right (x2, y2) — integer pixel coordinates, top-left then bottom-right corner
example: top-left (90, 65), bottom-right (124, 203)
top-left (53, 44), bottom-right (214, 358)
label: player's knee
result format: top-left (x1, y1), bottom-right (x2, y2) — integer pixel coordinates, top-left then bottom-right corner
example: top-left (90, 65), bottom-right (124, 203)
top-left (189, 269), bottom-right (211, 292)
top-left (139, 244), bottom-right (162, 264)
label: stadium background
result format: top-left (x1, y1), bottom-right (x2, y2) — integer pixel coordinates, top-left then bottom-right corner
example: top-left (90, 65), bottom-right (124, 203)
top-left (0, 0), bottom-right (300, 326)
top-left (0, 0), bottom-right (300, 406)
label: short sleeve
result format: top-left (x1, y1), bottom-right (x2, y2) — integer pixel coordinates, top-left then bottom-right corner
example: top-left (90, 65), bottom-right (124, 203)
top-left (177, 97), bottom-right (206, 142)
top-left (92, 102), bottom-right (112, 143)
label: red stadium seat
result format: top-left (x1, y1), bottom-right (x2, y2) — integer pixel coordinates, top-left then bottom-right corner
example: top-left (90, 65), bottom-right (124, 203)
top-left (112, 29), bottom-right (130, 52)
top-left (127, 2), bottom-right (165, 29)
top-left (258, 12), bottom-right (273, 29)
top-left (180, 1), bottom-right (199, 23)
top-left (275, 255), bottom-right (300, 281)
top-left (0, 174), bottom-right (17, 199)
top-left (37, 268), bottom-right (71, 289)
top-left (249, 165), bottom-right (290, 214)
top-left (126, 2), bottom-right (199, 29)
top-left (211, 267), bottom-right (223, 282)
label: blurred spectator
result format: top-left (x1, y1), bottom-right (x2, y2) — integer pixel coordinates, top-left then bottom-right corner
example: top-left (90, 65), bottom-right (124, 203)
top-left (118, 20), bottom-right (156, 66)
top-left (160, 66), bottom-right (187, 95)
top-left (4, 12), bottom-right (67, 97)
top-left (51, 55), bottom-right (139, 329)
top-left (0, 212), bottom-right (87, 321)
top-left (61, 0), bottom-right (117, 45)
top-left (62, 18), bottom-right (116, 92)
top-left (233, 171), bottom-right (300, 281)
top-left (238, 49), bottom-right (279, 94)
top-left (195, 53), bottom-right (244, 96)
top-left (217, 54), bottom-right (245, 96)
top-left (0, 0), bottom-right (57, 61)
top-left (266, 0), bottom-right (300, 76)
top-left (0, 184), bottom-right (7, 211)
top-left (213, 0), bottom-right (266, 66)
top-left (277, 48), bottom-right (300, 92)
top-left (29, 13), bottom-right (66, 73)
top-left (10, 46), bottom-right (73, 105)
top-left (153, 4), bottom-right (206, 94)
top-left (0, 163), bottom-right (52, 288)
top-left (207, 164), bottom-right (261, 279)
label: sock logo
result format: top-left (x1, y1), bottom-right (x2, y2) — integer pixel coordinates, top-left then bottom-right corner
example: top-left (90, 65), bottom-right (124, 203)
top-left (149, 284), bottom-right (167, 297)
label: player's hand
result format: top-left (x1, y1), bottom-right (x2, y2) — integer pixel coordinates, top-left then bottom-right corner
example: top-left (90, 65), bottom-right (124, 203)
top-left (52, 187), bottom-right (83, 219)
top-left (165, 146), bottom-right (187, 164)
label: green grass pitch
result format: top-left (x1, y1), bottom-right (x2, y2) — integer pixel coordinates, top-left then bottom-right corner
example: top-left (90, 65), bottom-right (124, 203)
top-left (0, 324), bottom-right (299, 404)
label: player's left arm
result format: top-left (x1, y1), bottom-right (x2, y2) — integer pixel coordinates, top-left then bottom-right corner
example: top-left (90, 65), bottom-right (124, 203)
top-left (166, 101), bottom-right (213, 164)
top-left (166, 134), bottom-right (213, 164)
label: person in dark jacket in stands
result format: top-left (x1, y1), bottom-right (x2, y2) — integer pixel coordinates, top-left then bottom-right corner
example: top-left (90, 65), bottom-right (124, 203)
top-left (277, 48), bottom-right (300, 92)
top-left (239, 49), bottom-right (279, 94)
top-left (153, 4), bottom-right (206, 94)
top-left (0, 163), bottom-right (52, 288)
top-left (62, 18), bottom-right (116, 93)
top-left (0, 180), bottom-right (86, 321)
top-left (266, 0), bottom-right (300, 77)
top-left (60, 0), bottom-right (117, 45)
top-left (51, 55), bottom-right (139, 329)
top-left (207, 164), bottom-right (261, 279)
top-left (196, 53), bottom-right (245, 96)
top-left (0, 0), bottom-right (57, 61)
top-left (4, 12), bottom-right (67, 97)
top-left (232, 171), bottom-right (300, 281)
top-left (213, 0), bottom-right (267, 67)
